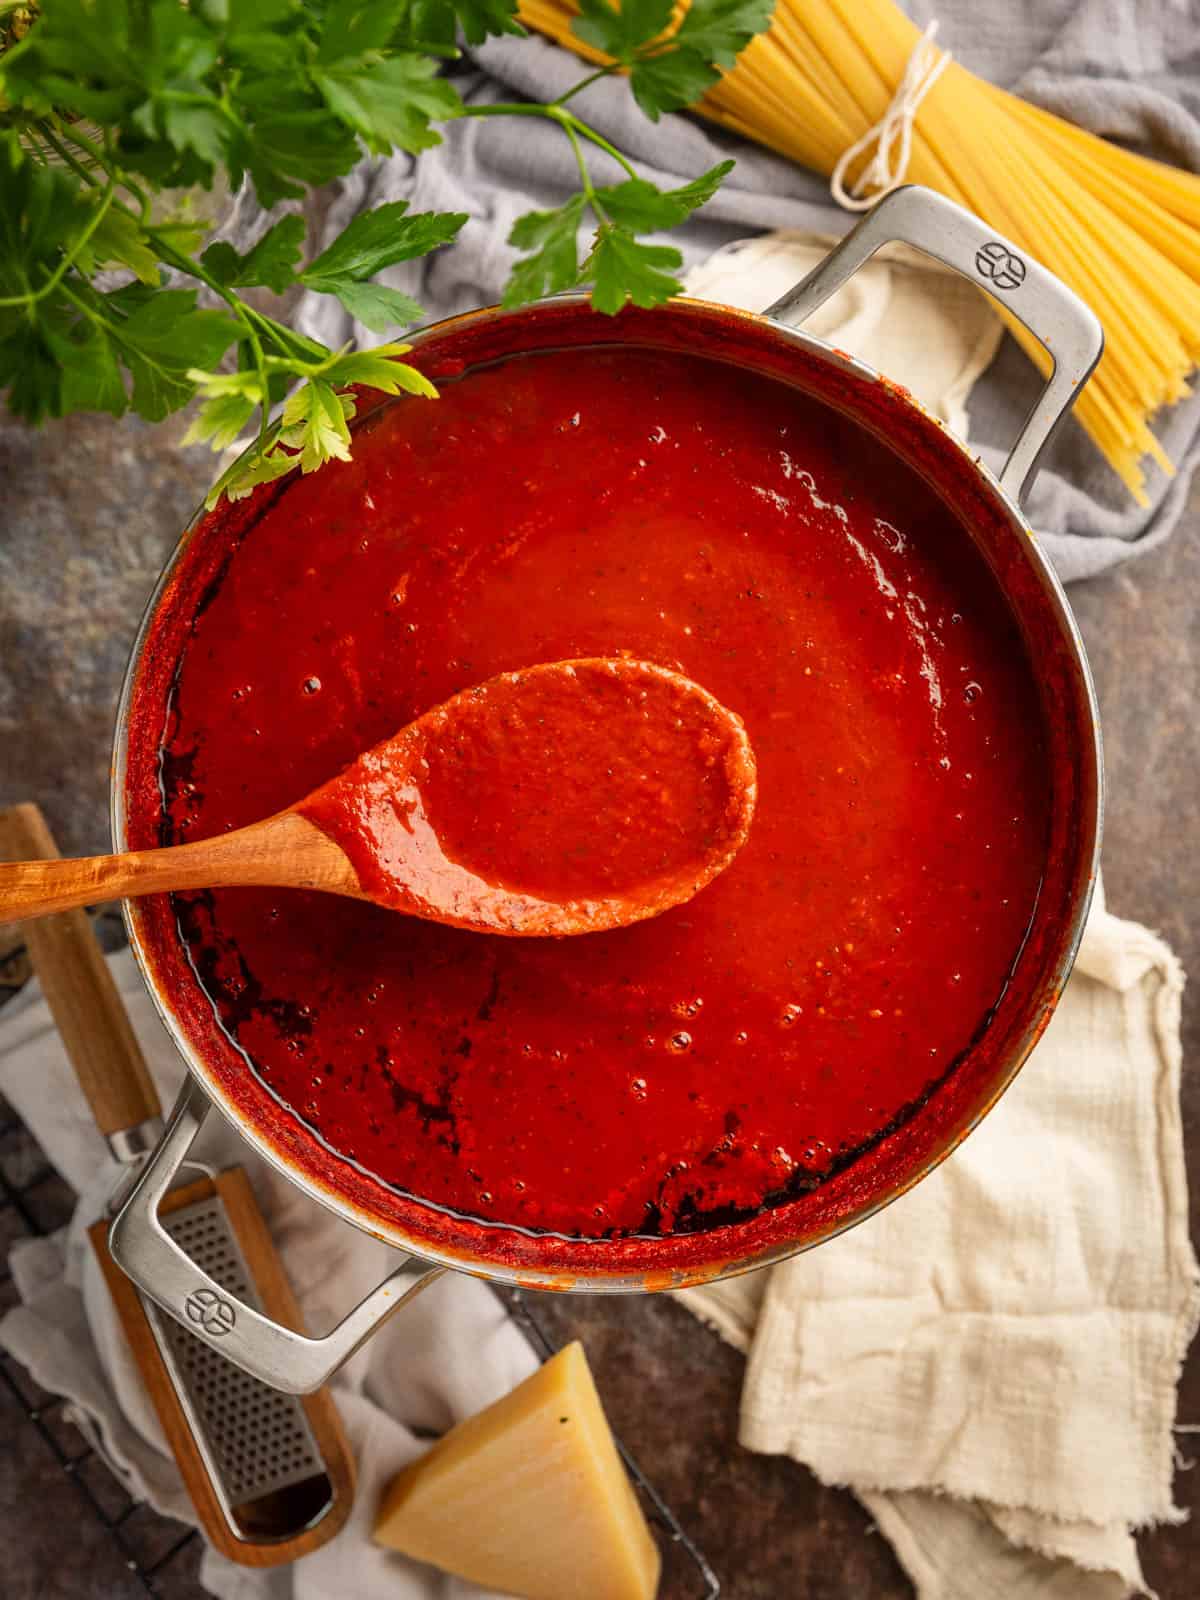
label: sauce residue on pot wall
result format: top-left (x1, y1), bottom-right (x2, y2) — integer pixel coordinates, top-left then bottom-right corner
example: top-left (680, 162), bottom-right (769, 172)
top-left (132, 345), bottom-right (1050, 1248)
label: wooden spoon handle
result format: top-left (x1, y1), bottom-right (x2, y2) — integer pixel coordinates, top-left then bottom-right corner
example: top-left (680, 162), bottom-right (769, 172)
top-left (0, 849), bottom-right (163, 921)
top-left (0, 803), bottom-right (162, 1141)
top-left (0, 811), bottom-right (357, 926)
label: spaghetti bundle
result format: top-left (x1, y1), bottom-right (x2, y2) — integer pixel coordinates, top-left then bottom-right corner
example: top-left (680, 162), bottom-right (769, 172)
top-left (520, 0), bottom-right (1200, 502)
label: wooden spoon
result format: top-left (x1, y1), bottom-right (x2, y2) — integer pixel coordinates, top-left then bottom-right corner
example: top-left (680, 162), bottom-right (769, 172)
top-left (0, 658), bottom-right (757, 937)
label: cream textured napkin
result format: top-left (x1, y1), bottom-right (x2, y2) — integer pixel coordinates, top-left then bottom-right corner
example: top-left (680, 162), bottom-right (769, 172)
top-left (680, 886), bottom-right (1197, 1599)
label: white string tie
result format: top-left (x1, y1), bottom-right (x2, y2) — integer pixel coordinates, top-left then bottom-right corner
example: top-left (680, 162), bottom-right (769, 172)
top-left (830, 22), bottom-right (952, 212)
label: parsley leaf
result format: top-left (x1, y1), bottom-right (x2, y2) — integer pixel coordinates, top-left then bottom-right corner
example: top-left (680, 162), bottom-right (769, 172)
top-left (503, 195), bottom-right (587, 307)
top-left (586, 226), bottom-right (684, 313)
top-left (316, 0), bottom-right (522, 57)
top-left (0, 0), bottom-right (138, 123)
top-left (278, 379), bottom-right (355, 470)
top-left (191, 340), bottom-right (437, 505)
top-left (239, 110), bottom-right (362, 208)
top-left (202, 215), bottom-right (307, 293)
top-left (323, 342), bottom-right (439, 396)
top-left (54, 324), bottom-right (128, 416)
top-left (302, 202), bottom-right (467, 284)
top-left (149, 219), bottom-right (210, 259)
top-left (0, 320), bottom-right (66, 423)
top-left (182, 389), bottom-right (259, 452)
top-left (313, 54), bottom-right (462, 156)
top-left (0, 155), bottom-right (82, 291)
top-left (504, 165), bottom-right (732, 311)
top-left (673, 0), bottom-right (776, 68)
top-left (80, 207), bottom-right (161, 286)
top-left (388, 0), bottom-right (462, 56)
top-left (572, 0), bottom-right (673, 61)
top-left (209, 442), bottom-right (302, 506)
top-left (109, 288), bottom-right (241, 421)
top-left (593, 160), bottom-right (733, 231)
top-left (453, 0), bottom-right (525, 45)
top-left (316, 0), bottom-right (414, 65)
top-left (158, 98), bottom-right (229, 167)
top-left (185, 367), bottom-right (266, 399)
top-left (299, 203), bottom-right (463, 326)
top-left (200, 339), bottom-right (439, 506)
top-left (568, 0), bottom-right (775, 120)
top-left (629, 50), bottom-right (718, 120)
top-left (259, 347), bottom-right (437, 481)
top-left (629, 0), bottom-right (775, 120)
top-left (321, 282), bottom-right (426, 332)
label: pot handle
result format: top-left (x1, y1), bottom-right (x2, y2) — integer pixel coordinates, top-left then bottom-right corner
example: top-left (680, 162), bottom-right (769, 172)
top-left (765, 184), bottom-right (1104, 505)
top-left (108, 1078), bottom-right (445, 1395)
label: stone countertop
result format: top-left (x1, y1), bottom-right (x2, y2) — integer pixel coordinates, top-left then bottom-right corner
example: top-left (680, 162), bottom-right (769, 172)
top-left (0, 407), bottom-right (1196, 1600)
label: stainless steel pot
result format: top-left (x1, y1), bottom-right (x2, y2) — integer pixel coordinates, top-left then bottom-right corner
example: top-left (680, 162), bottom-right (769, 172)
top-left (108, 186), bottom-right (1104, 1393)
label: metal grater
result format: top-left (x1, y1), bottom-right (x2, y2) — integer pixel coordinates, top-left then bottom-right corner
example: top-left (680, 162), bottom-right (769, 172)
top-left (0, 803), bottom-right (351, 1567)
top-left (144, 1196), bottom-right (325, 1524)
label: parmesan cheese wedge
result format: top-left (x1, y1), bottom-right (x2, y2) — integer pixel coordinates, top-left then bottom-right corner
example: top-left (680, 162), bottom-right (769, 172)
top-left (373, 1340), bottom-right (662, 1599)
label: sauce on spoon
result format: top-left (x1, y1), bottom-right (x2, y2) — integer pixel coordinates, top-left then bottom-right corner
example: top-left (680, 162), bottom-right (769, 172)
top-left (300, 657), bottom-right (757, 934)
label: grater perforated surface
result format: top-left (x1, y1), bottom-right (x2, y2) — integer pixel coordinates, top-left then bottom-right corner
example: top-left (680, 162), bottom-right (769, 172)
top-left (148, 1196), bottom-right (323, 1508)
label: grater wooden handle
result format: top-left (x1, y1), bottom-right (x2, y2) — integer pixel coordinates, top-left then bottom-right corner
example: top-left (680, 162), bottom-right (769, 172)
top-left (0, 803), bottom-right (162, 1146)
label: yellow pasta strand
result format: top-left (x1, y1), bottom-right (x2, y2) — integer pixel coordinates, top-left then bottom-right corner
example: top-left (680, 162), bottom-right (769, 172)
top-left (519, 0), bottom-right (1200, 503)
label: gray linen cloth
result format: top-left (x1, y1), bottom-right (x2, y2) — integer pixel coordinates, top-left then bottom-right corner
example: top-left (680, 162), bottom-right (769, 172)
top-left (254, 0), bottom-right (1200, 581)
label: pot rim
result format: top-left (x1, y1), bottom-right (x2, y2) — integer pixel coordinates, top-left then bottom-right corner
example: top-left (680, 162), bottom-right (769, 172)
top-left (111, 291), bottom-right (1103, 1292)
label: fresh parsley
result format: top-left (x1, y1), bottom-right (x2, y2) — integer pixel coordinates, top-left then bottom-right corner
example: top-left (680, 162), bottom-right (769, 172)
top-left (0, 0), bottom-right (774, 501)
top-left (572, 0), bottom-right (775, 119)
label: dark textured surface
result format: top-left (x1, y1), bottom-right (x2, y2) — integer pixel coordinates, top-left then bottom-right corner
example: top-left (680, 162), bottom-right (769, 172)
top-left (0, 1368), bottom-right (148, 1600)
top-left (0, 404), bottom-right (1196, 1599)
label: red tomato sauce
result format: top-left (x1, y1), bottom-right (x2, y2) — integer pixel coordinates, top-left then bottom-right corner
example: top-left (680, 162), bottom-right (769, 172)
top-left (132, 345), bottom-right (1049, 1245)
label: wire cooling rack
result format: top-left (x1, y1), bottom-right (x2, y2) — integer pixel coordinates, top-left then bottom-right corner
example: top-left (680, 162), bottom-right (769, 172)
top-left (0, 917), bottom-right (720, 1599)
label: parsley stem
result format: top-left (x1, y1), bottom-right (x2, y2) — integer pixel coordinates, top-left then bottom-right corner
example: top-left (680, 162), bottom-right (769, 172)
top-left (243, 305), bottom-right (329, 363)
top-left (147, 233), bottom-right (273, 447)
top-left (0, 174), bottom-right (115, 309)
top-left (55, 281), bottom-right (107, 330)
top-left (562, 120), bottom-right (595, 202)
top-left (552, 67), bottom-right (616, 107)
top-left (461, 103), bottom-right (638, 180)
top-left (40, 126), bottom-right (101, 184)
top-left (566, 117), bottom-right (638, 181)
top-left (49, 119), bottom-right (153, 218)
top-left (562, 120), bottom-right (613, 238)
